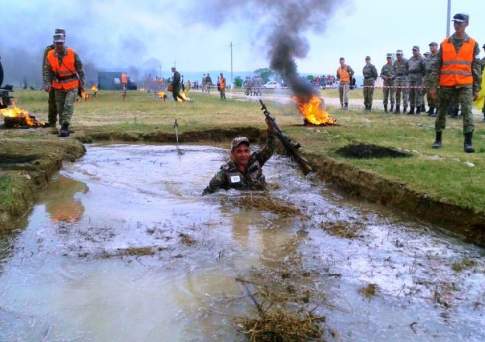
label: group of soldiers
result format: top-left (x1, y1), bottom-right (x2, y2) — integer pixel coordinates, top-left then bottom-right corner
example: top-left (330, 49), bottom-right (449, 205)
top-left (337, 13), bottom-right (482, 154)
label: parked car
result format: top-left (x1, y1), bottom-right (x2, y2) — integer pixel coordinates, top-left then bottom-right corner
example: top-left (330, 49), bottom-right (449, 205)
top-left (263, 81), bottom-right (281, 89)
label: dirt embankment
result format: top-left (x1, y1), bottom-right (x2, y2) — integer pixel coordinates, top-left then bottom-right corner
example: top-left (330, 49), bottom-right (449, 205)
top-left (0, 132), bottom-right (85, 230)
top-left (1, 126), bottom-right (484, 246)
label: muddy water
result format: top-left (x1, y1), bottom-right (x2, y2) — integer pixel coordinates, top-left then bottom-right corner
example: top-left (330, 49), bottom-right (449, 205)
top-left (0, 144), bottom-right (483, 341)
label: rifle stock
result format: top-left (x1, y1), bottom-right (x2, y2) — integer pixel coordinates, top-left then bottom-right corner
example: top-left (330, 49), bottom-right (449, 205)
top-left (259, 100), bottom-right (313, 175)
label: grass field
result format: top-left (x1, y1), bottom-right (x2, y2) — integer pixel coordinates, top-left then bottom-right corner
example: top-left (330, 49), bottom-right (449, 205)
top-left (6, 89), bottom-right (485, 214)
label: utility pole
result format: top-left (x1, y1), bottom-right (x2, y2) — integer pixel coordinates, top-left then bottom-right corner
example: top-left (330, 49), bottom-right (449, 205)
top-left (446, 0), bottom-right (451, 37)
top-left (230, 41), bottom-right (234, 88)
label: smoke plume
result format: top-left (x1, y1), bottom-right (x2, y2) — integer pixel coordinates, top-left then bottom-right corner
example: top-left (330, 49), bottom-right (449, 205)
top-left (195, 0), bottom-right (345, 98)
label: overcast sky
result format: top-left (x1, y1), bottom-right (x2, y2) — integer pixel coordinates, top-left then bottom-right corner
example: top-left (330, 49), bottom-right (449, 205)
top-left (1, 0), bottom-right (484, 80)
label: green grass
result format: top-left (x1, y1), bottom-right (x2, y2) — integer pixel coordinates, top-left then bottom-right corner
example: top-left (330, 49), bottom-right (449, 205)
top-left (6, 89), bottom-right (485, 214)
top-left (0, 175), bottom-right (13, 207)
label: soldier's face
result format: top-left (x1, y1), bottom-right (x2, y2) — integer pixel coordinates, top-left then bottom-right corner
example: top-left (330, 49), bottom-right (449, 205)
top-left (231, 144), bottom-right (251, 169)
top-left (412, 49), bottom-right (419, 57)
top-left (54, 43), bottom-right (64, 53)
top-left (386, 57), bottom-right (392, 64)
top-left (430, 46), bottom-right (438, 54)
top-left (453, 21), bottom-right (467, 34)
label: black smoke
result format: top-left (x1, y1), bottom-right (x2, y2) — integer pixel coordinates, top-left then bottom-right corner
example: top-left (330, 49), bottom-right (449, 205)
top-left (194, 0), bottom-right (345, 98)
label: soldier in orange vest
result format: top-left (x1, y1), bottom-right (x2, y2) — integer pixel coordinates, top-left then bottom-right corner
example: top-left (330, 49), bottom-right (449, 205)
top-left (42, 28), bottom-right (65, 128)
top-left (431, 14), bottom-right (481, 153)
top-left (43, 33), bottom-right (84, 137)
top-left (336, 57), bottom-right (354, 110)
top-left (217, 73), bottom-right (226, 100)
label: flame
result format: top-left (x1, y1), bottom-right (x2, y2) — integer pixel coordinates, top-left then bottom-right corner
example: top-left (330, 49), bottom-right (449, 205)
top-left (0, 106), bottom-right (45, 128)
top-left (293, 95), bottom-right (336, 126)
top-left (91, 85), bottom-right (98, 92)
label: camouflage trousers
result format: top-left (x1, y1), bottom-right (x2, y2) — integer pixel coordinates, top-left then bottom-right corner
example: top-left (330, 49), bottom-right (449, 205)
top-left (425, 80), bottom-right (439, 108)
top-left (394, 78), bottom-right (408, 108)
top-left (48, 89), bottom-right (58, 125)
top-left (382, 82), bottom-right (395, 106)
top-left (408, 77), bottom-right (423, 108)
top-left (435, 87), bottom-right (474, 134)
top-left (363, 79), bottom-right (374, 108)
top-left (54, 89), bottom-right (77, 126)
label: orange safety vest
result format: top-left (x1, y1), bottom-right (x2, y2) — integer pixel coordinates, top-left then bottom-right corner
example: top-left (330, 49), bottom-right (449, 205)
top-left (440, 37), bottom-right (476, 87)
top-left (47, 48), bottom-right (80, 91)
top-left (219, 77), bottom-right (225, 89)
top-left (121, 73), bottom-right (128, 84)
top-left (337, 66), bottom-right (350, 84)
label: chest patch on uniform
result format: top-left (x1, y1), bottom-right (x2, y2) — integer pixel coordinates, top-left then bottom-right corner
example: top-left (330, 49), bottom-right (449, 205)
top-left (230, 175), bottom-right (241, 183)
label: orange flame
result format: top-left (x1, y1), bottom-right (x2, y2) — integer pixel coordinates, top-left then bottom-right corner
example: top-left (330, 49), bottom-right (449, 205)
top-left (0, 106), bottom-right (46, 128)
top-left (293, 95), bottom-right (336, 126)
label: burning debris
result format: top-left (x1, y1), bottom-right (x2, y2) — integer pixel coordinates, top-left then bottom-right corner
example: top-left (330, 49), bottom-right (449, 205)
top-left (293, 95), bottom-right (336, 126)
top-left (0, 106), bottom-right (47, 128)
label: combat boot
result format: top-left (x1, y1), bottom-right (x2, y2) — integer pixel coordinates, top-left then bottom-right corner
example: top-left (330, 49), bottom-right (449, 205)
top-left (432, 131), bottom-right (442, 149)
top-left (390, 104), bottom-right (394, 113)
top-left (416, 106), bottom-right (422, 114)
top-left (427, 106), bottom-right (434, 116)
top-left (59, 123), bottom-right (70, 138)
top-left (384, 104), bottom-right (388, 113)
top-left (464, 132), bottom-right (474, 153)
top-left (408, 107), bottom-right (415, 115)
top-left (344, 103), bottom-right (348, 111)
top-left (394, 105), bottom-right (400, 114)
top-left (403, 105), bottom-right (408, 113)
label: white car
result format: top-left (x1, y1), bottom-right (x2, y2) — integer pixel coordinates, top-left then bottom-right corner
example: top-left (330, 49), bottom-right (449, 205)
top-left (263, 81), bottom-right (281, 89)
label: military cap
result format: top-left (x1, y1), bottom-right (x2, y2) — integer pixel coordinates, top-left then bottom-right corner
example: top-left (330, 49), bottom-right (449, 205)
top-left (412, 46), bottom-right (420, 51)
top-left (452, 13), bottom-right (469, 23)
top-left (396, 49), bottom-right (403, 55)
top-left (365, 56), bottom-right (371, 60)
top-left (386, 53), bottom-right (393, 58)
top-left (231, 136), bottom-right (250, 150)
top-left (54, 28), bottom-right (66, 35)
top-left (429, 42), bottom-right (438, 47)
top-left (53, 33), bottom-right (65, 43)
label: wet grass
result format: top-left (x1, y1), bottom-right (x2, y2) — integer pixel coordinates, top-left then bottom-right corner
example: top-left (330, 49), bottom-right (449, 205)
top-left (451, 258), bottom-right (477, 272)
top-left (6, 89), bottom-right (485, 217)
top-left (359, 283), bottom-right (378, 300)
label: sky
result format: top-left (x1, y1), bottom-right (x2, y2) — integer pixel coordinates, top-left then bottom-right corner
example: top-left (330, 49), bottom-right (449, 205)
top-left (1, 0), bottom-right (484, 84)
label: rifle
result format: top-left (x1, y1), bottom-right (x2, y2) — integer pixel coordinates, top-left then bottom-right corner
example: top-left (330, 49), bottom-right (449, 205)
top-left (259, 100), bottom-right (313, 175)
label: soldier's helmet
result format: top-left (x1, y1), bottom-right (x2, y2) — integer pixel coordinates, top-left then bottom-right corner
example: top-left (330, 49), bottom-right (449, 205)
top-left (386, 53), bottom-right (393, 58)
top-left (452, 13), bottom-right (469, 23)
top-left (54, 28), bottom-right (66, 36)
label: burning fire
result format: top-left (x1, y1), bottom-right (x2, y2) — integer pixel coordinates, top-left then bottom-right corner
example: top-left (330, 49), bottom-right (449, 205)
top-left (0, 106), bottom-right (47, 128)
top-left (293, 95), bottom-right (336, 126)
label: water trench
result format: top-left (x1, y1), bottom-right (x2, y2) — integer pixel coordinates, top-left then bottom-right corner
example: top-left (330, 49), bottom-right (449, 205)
top-left (0, 144), bottom-right (484, 341)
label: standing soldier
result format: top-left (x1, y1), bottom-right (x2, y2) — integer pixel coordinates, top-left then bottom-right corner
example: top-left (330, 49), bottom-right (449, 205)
top-left (43, 33), bottom-right (84, 138)
top-left (171, 67), bottom-right (182, 101)
top-left (336, 57), bottom-right (354, 110)
top-left (217, 73), bottom-right (226, 100)
top-left (481, 44), bottom-right (485, 121)
top-left (431, 14), bottom-right (481, 153)
top-left (407, 46), bottom-right (426, 114)
top-left (393, 50), bottom-right (409, 113)
top-left (424, 42), bottom-right (440, 116)
top-left (381, 53), bottom-right (395, 113)
top-left (362, 56), bottom-right (378, 111)
top-left (42, 28), bottom-right (65, 129)
top-left (120, 72), bottom-right (128, 100)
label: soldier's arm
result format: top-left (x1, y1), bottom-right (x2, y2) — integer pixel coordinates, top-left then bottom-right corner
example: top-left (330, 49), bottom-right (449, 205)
top-left (42, 46), bottom-right (52, 87)
top-left (74, 53), bottom-right (85, 87)
top-left (348, 66), bottom-right (355, 77)
top-left (472, 43), bottom-right (481, 95)
top-left (372, 65), bottom-right (378, 79)
top-left (336, 69), bottom-right (340, 80)
top-left (255, 133), bottom-right (275, 166)
top-left (202, 170), bottom-right (228, 195)
top-left (431, 50), bottom-right (442, 89)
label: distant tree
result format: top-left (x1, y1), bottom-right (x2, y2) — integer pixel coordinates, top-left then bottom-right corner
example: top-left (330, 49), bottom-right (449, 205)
top-left (234, 76), bottom-right (243, 88)
top-left (254, 68), bottom-right (274, 83)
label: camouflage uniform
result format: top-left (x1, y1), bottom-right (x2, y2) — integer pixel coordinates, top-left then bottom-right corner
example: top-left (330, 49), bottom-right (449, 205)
top-left (407, 53), bottom-right (426, 113)
top-left (432, 33), bottom-right (481, 135)
top-left (393, 56), bottom-right (409, 113)
top-left (43, 46), bottom-right (84, 128)
top-left (362, 61), bottom-right (378, 111)
top-left (424, 52), bottom-right (440, 114)
top-left (42, 44), bottom-right (57, 126)
top-left (380, 61), bottom-right (395, 112)
top-left (202, 135), bottom-right (274, 195)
